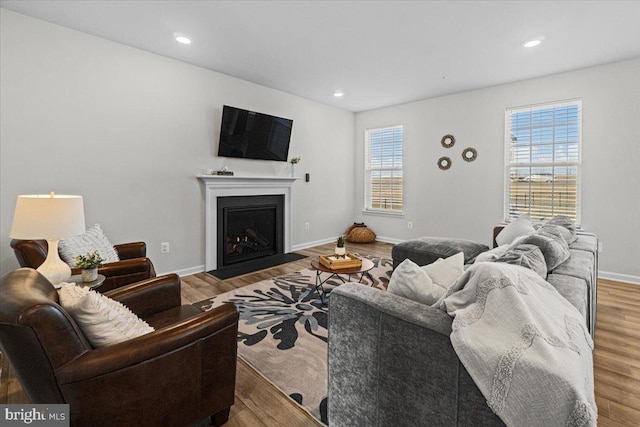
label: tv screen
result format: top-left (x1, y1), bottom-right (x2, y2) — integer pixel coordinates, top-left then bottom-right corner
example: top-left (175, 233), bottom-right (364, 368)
top-left (218, 105), bottom-right (293, 162)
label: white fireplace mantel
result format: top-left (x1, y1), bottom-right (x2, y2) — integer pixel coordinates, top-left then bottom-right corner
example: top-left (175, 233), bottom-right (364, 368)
top-left (197, 175), bottom-right (299, 271)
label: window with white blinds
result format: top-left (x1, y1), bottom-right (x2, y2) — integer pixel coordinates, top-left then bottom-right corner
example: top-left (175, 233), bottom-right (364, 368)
top-left (365, 125), bottom-right (403, 212)
top-left (505, 100), bottom-right (582, 224)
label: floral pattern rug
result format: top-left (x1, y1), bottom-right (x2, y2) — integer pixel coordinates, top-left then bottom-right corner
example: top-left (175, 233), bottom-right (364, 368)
top-left (193, 254), bottom-right (393, 425)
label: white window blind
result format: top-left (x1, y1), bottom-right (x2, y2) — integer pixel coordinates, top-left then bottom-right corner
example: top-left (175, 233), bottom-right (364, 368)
top-left (505, 100), bottom-right (581, 224)
top-left (365, 125), bottom-right (403, 212)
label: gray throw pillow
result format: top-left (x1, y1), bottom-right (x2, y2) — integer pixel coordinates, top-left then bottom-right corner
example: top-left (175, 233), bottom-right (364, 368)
top-left (547, 215), bottom-right (578, 244)
top-left (495, 244), bottom-right (547, 279)
top-left (536, 224), bottom-right (568, 243)
top-left (513, 230), bottom-right (570, 272)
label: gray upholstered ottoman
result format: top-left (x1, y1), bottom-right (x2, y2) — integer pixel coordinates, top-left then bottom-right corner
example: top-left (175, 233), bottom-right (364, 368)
top-left (392, 237), bottom-right (489, 269)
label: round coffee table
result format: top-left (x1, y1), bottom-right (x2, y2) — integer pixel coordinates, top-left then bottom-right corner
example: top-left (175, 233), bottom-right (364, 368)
top-left (310, 257), bottom-right (375, 303)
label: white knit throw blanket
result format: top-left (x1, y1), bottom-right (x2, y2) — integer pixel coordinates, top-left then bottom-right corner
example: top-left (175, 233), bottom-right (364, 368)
top-left (439, 262), bottom-right (596, 427)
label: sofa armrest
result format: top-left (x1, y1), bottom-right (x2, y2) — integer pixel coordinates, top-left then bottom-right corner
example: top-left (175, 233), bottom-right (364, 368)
top-left (104, 274), bottom-right (181, 317)
top-left (56, 302), bottom-right (238, 384)
top-left (114, 242), bottom-right (146, 259)
top-left (329, 283), bottom-right (470, 426)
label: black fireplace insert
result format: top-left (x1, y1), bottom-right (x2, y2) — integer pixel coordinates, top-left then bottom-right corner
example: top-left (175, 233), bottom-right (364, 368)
top-left (217, 195), bottom-right (284, 267)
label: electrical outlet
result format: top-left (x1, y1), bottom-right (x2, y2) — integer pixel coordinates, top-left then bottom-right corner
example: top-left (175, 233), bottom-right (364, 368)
top-left (305, 222), bottom-right (310, 230)
top-left (407, 221), bottom-right (413, 229)
top-left (161, 242), bottom-right (170, 253)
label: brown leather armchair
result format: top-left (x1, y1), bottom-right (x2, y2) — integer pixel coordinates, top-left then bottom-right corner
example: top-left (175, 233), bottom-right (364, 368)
top-left (0, 268), bottom-right (239, 427)
top-left (10, 239), bottom-right (156, 291)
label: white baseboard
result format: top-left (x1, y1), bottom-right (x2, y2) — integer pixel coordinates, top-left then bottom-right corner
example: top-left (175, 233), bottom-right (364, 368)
top-left (598, 271), bottom-right (640, 286)
top-left (291, 237), bottom-right (337, 252)
top-left (159, 265), bottom-right (205, 277)
top-left (293, 236), bottom-right (402, 251)
top-left (374, 235), bottom-right (404, 245)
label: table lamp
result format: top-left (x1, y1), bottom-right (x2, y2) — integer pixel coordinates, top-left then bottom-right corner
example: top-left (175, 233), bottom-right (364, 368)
top-left (10, 192), bottom-right (86, 285)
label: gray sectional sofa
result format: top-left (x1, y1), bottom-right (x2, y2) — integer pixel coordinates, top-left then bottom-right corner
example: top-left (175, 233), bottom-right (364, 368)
top-left (327, 228), bottom-right (598, 426)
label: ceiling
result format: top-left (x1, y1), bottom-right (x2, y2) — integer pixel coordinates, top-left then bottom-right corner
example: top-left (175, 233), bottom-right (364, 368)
top-left (2, 0), bottom-right (640, 112)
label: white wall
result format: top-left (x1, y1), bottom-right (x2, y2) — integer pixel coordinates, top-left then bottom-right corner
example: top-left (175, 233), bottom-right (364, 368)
top-left (2, 9), bottom-right (638, 282)
top-left (355, 59), bottom-right (640, 280)
top-left (0, 9), bottom-right (354, 276)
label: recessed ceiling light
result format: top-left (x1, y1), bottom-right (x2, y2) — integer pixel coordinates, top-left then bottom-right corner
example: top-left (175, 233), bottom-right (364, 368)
top-left (524, 39), bottom-right (542, 48)
top-left (334, 91), bottom-right (344, 98)
top-left (174, 33), bottom-right (192, 44)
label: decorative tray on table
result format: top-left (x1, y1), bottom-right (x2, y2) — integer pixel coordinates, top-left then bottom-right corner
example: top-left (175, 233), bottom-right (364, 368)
top-left (319, 253), bottom-right (363, 270)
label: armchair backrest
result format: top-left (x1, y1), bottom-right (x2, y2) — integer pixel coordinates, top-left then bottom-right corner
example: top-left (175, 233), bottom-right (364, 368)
top-left (10, 239), bottom-right (49, 269)
top-left (0, 268), bottom-right (92, 403)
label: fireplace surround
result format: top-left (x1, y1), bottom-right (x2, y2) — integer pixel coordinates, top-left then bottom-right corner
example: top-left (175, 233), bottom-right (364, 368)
top-left (197, 175), bottom-right (297, 271)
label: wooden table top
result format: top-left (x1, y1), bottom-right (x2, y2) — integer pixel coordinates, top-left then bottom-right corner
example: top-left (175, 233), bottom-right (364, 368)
top-left (310, 256), bottom-right (374, 275)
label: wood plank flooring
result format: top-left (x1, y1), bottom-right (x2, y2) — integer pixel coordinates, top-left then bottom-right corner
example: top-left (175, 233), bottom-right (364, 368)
top-left (1, 241), bottom-right (639, 426)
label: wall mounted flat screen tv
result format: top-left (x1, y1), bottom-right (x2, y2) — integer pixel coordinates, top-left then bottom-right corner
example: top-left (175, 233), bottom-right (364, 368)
top-left (218, 105), bottom-right (293, 162)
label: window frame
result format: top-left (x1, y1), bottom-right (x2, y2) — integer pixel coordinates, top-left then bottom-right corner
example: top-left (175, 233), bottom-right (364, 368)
top-left (363, 124), bottom-right (404, 215)
top-left (504, 99), bottom-right (582, 225)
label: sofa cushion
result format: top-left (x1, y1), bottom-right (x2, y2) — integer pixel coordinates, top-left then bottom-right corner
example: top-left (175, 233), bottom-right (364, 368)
top-left (58, 283), bottom-right (154, 348)
top-left (495, 244), bottom-right (547, 279)
top-left (388, 259), bottom-right (441, 305)
top-left (552, 249), bottom-right (595, 288)
top-left (388, 253), bottom-right (465, 306)
top-left (474, 245), bottom-right (509, 263)
top-left (422, 252), bottom-right (465, 291)
top-left (547, 215), bottom-right (578, 244)
top-left (569, 233), bottom-right (598, 253)
top-left (546, 274), bottom-right (588, 319)
top-left (392, 237), bottom-right (488, 268)
top-left (495, 217), bottom-right (535, 246)
top-left (512, 229), bottom-right (570, 272)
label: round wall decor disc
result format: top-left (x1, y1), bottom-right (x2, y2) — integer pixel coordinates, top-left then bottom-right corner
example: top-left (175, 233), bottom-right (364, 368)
top-left (438, 156), bottom-right (452, 170)
top-left (441, 134), bottom-right (455, 148)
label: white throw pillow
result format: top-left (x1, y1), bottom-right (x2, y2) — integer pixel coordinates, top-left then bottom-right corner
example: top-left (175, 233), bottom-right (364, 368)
top-left (421, 251), bottom-right (465, 290)
top-left (495, 218), bottom-right (535, 246)
top-left (59, 224), bottom-right (120, 267)
top-left (58, 283), bottom-right (154, 348)
top-left (388, 259), bottom-right (445, 305)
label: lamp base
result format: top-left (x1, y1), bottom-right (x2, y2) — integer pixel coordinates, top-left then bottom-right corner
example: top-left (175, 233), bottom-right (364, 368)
top-left (37, 239), bottom-right (71, 285)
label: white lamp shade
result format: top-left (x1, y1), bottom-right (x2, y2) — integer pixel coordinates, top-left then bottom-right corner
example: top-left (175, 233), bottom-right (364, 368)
top-left (10, 194), bottom-right (86, 240)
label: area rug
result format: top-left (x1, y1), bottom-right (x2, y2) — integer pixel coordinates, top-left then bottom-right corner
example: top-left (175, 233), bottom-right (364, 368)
top-left (193, 254), bottom-right (393, 425)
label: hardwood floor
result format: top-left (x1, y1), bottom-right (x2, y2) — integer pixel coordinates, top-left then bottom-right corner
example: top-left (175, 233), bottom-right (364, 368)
top-left (593, 278), bottom-right (640, 426)
top-left (1, 241), bottom-right (639, 426)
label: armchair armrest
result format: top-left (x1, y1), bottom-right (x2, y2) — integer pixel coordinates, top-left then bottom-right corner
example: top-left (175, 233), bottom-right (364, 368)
top-left (104, 274), bottom-right (181, 317)
top-left (114, 242), bottom-right (146, 259)
top-left (55, 303), bottom-right (238, 384)
top-left (70, 257), bottom-right (154, 277)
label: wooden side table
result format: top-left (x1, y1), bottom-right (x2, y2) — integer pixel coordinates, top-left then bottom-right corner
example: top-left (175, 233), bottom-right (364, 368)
top-left (67, 274), bottom-right (106, 290)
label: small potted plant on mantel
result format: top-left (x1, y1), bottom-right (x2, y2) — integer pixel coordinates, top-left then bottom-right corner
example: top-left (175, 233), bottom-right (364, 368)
top-left (73, 250), bottom-right (104, 282)
top-left (289, 156), bottom-right (301, 177)
top-left (335, 235), bottom-right (346, 257)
